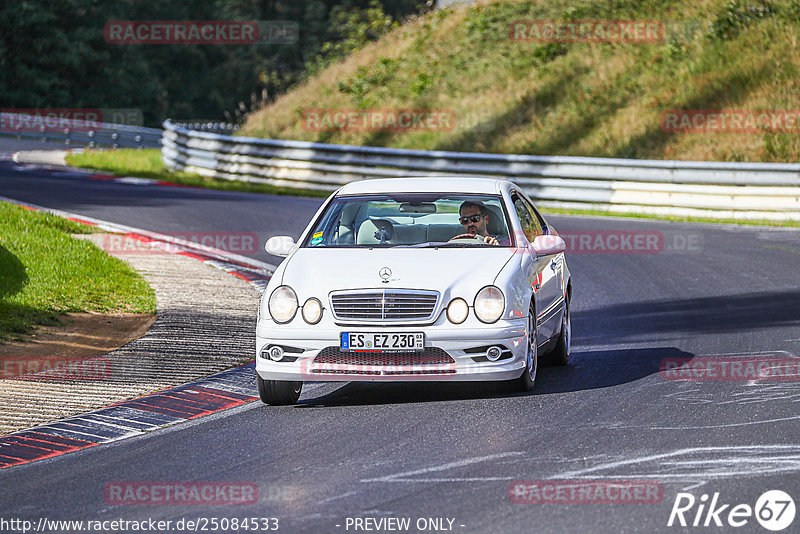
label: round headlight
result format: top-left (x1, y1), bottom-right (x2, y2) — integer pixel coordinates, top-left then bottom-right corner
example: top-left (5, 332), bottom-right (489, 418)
top-left (302, 297), bottom-right (323, 324)
top-left (446, 298), bottom-right (469, 324)
top-left (268, 285), bottom-right (298, 324)
top-left (474, 286), bottom-right (505, 323)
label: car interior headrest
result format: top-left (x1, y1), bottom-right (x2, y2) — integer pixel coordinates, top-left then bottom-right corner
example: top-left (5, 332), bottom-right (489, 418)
top-left (485, 205), bottom-right (505, 237)
top-left (356, 218), bottom-right (395, 244)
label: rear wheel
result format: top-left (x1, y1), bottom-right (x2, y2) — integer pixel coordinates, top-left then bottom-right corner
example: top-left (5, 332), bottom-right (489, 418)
top-left (541, 298), bottom-right (570, 366)
top-left (257, 375), bottom-right (302, 405)
top-left (510, 303), bottom-right (537, 392)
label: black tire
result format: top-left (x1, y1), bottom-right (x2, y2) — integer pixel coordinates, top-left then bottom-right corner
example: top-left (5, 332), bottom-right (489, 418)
top-left (541, 298), bottom-right (570, 367)
top-left (509, 302), bottom-right (537, 392)
top-left (257, 375), bottom-right (302, 405)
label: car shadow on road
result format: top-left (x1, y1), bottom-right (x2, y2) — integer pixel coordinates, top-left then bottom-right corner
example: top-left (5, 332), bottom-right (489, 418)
top-left (295, 346), bottom-right (691, 407)
top-left (533, 346), bottom-right (693, 394)
top-left (572, 289), bottom-right (800, 341)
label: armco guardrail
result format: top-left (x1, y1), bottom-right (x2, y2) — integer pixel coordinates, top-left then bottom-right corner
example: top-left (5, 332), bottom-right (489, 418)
top-left (162, 120), bottom-right (800, 221)
top-left (0, 112), bottom-right (162, 148)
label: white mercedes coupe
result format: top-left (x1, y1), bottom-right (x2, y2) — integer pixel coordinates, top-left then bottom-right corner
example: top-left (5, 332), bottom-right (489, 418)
top-left (256, 177), bottom-right (571, 405)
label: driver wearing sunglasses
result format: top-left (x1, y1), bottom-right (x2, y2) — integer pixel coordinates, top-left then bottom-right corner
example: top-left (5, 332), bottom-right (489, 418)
top-left (451, 201), bottom-right (504, 245)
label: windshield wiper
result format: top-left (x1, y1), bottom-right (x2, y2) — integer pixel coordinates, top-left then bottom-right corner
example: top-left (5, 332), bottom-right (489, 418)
top-left (396, 241), bottom-right (447, 248)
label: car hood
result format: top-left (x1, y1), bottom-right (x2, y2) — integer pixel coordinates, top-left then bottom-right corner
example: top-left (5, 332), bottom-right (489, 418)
top-left (280, 247), bottom-right (517, 298)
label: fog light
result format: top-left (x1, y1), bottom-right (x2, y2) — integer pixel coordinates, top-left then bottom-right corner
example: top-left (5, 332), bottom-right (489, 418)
top-left (268, 346), bottom-right (284, 362)
top-left (486, 346), bottom-right (503, 361)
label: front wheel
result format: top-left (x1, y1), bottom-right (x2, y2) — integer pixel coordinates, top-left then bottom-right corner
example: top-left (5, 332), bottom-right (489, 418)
top-left (257, 375), bottom-right (302, 405)
top-left (509, 303), bottom-right (537, 392)
top-left (541, 298), bottom-right (570, 367)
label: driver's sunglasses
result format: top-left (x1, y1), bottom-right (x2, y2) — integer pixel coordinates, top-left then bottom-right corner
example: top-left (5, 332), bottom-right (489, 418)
top-left (459, 214), bottom-right (483, 225)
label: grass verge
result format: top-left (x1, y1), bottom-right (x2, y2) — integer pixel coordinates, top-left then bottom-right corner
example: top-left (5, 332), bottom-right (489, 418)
top-left (0, 202), bottom-right (157, 342)
top-left (65, 149), bottom-right (330, 198)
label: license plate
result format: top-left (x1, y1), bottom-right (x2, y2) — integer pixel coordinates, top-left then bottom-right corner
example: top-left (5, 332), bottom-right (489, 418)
top-left (340, 332), bottom-right (424, 352)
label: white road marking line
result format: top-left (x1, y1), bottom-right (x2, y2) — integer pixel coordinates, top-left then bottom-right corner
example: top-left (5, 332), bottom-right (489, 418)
top-left (556, 445), bottom-right (800, 481)
top-left (681, 481), bottom-right (708, 491)
top-left (114, 177), bottom-right (157, 185)
top-left (696, 350), bottom-right (796, 357)
top-left (361, 451), bottom-right (525, 483)
top-left (318, 491), bottom-right (358, 504)
top-left (649, 415), bottom-right (800, 430)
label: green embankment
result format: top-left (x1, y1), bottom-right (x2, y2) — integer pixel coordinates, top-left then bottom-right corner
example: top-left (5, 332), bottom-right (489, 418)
top-left (240, 0), bottom-right (800, 163)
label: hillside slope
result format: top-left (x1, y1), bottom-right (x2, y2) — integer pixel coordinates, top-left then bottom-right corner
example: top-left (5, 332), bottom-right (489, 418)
top-left (240, 0), bottom-right (800, 162)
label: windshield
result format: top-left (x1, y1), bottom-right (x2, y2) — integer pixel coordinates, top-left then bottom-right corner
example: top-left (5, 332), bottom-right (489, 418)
top-left (302, 193), bottom-right (515, 248)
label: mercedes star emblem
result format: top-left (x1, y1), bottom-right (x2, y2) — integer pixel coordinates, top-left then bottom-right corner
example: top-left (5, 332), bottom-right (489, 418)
top-left (379, 267), bottom-right (392, 282)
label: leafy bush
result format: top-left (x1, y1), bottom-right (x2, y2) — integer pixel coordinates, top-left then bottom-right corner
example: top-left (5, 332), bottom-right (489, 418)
top-left (709, 0), bottom-right (775, 40)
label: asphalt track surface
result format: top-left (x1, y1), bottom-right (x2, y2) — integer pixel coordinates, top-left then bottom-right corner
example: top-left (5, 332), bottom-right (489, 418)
top-left (2, 159), bottom-right (800, 533)
top-left (0, 137), bottom-right (87, 157)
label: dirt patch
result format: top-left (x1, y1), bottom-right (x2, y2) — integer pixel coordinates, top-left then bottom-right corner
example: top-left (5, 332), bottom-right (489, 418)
top-left (0, 312), bottom-right (156, 364)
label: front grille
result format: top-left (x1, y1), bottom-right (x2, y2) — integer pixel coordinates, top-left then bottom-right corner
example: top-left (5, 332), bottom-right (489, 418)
top-left (330, 289), bottom-right (439, 322)
top-left (309, 347), bottom-right (456, 375)
top-left (315, 347), bottom-right (454, 366)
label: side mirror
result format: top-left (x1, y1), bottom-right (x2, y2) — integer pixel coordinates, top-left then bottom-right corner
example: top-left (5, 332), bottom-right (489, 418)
top-left (531, 235), bottom-right (566, 256)
top-left (265, 236), bottom-right (296, 257)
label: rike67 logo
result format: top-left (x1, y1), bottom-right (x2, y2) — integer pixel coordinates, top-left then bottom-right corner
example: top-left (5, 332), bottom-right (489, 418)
top-left (668, 490), bottom-right (796, 531)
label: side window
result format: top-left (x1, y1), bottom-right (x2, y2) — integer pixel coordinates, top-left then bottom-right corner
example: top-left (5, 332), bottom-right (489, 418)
top-left (511, 195), bottom-right (542, 241)
top-left (525, 199), bottom-right (548, 235)
top-left (512, 193), bottom-right (542, 242)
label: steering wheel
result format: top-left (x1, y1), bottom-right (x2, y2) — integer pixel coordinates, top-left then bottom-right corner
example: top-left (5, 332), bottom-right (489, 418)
top-left (448, 233), bottom-right (489, 243)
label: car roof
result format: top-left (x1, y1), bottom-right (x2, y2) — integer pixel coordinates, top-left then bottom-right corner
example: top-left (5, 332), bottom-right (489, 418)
top-left (336, 176), bottom-right (513, 196)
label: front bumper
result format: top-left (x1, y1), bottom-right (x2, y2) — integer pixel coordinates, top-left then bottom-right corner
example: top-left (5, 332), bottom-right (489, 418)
top-left (255, 319), bottom-right (528, 382)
